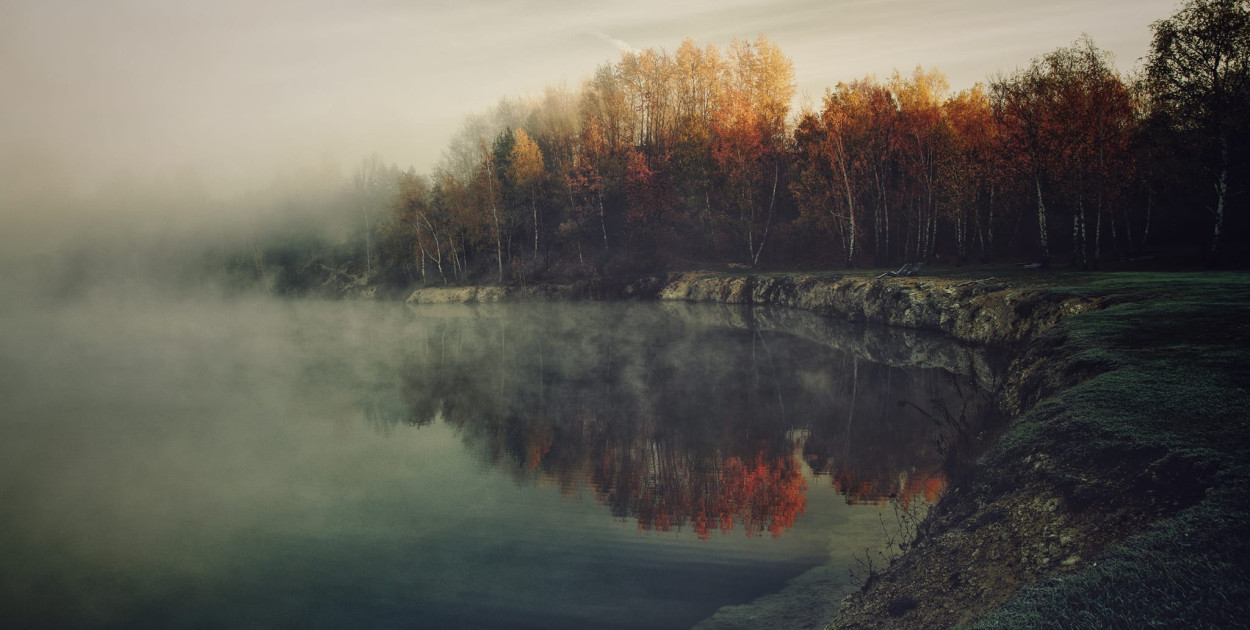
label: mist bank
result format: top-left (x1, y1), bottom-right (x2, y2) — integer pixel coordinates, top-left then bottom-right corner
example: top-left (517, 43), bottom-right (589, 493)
top-left (0, 284), bottom-right (993, 629)
top-left (0, 156), bottom-right (398, 305)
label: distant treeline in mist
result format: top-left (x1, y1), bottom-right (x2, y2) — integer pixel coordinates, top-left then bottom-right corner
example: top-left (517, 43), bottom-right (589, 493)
top-left (239, 0), bottom-right (1248, 292)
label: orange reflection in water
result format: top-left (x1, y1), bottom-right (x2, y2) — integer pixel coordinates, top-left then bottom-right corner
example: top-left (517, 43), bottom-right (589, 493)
top-left (385, 310), bottom-right (991, 541)
top-left (626, 453), bottom-right (808, 540)
top-left (828, 465), bottom-right (946, 508)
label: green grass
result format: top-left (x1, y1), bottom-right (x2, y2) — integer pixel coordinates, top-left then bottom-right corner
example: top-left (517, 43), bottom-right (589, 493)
top-left (968, 485), bottom-right (1250, 629)
top-left (967, 479), bottom-right (1250, 629)
top-left (965, 271), bottom-right (1250, 628)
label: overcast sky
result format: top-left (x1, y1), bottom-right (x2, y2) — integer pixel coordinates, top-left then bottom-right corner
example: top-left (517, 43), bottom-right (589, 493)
top-left (1, 0), bottom-right (1180, 196)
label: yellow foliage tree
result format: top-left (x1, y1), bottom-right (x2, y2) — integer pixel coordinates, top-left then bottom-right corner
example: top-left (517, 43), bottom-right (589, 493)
top-left (509, 129), bottom-right (546, 259)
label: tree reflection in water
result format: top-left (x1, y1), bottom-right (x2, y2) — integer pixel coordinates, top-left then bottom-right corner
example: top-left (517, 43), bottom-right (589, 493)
top-left (373, 303), bottom-right (996, 538)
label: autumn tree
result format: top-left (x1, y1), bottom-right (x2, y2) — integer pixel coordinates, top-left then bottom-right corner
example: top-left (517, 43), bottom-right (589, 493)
top-left (391, 170), bottom-right (441, 283)
top-left (791, 90), bottom-right (862, 266)
top-left (1125, 74), bottom-right (1173, 256)
top-left (527, 85), bottom-right (581, 262)
top-left (568, 123), bottom-right (609, 257)
top-left (941, 84), bottom-right (998, 262)
top-left (624, 149), bottom-right (667, 249)
top-left (711, 36), bottom-right (795, 266)
top-left (670, 39), bottom-right (724, 248)
top-left (577, 63), bottom-right (633, 255)
top-left (567, 156), bottom-right (605, 263)
top-left (1059, 38), bottom-right (1135, 268)
top-left (618, 47), bottom-right (675, 155)
top-left (509, 129), bottom-right (546, 260)
top-left (711, 89), bottom-right (770, 263)
top-left (893, 67), bottom-right (951, 262)
top-left (790, 108), bottom-right (843, 262)
top-left (791, 77), bottom-right (893, 267)
top-left (438, 111), bottom-right (510, 283)
top-left (857, 81), bottom-right (900, 265)
top-left (673, 38), bottom-right (723, 125)
top-left (431, 168), bottom-right (491, 281)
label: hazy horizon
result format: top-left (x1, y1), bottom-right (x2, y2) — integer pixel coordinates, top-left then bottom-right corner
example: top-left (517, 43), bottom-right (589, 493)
top-left (2, 0), bottom-right (1178, 203)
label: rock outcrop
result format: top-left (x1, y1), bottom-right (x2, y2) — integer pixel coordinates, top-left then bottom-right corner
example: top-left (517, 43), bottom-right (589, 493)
top-left (408, 272), bottom-right (1100, 348)
top-left (406, 283), bottom-right (588, 304)
top-left (655, 272), bottom-right (1101, 347)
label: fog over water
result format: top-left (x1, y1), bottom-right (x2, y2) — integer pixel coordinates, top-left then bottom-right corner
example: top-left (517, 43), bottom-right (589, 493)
top-left (0, 290), bottom-right (996, 628)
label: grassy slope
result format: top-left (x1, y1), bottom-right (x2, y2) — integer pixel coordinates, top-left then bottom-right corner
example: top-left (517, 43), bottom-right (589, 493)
top-left (964, 272), bottom-right (1250, 628)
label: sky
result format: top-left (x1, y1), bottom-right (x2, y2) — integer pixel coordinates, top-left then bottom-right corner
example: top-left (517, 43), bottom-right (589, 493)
top-left (1, 0), bottom-right (1181, 197)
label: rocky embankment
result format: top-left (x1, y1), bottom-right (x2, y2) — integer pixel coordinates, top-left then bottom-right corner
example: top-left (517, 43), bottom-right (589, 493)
top-left (407, 271), bottom-right (1101, 347)
top-left (659, 301), bottom-right (1005, 390)
top-left (403, 283), bottom-right (590, 304)
top-left (652, 272), bottom-right (1101, 346)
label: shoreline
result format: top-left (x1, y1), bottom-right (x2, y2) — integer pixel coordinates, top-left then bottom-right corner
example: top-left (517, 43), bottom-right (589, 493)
top-left (404, 270), bottom-right (1250, 628)
top-left (405, 271), bottom-right (1103, 346)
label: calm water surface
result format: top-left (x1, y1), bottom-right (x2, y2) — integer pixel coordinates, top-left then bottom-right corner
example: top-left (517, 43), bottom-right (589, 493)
top-left (0, 295), bottom-right (994, 629)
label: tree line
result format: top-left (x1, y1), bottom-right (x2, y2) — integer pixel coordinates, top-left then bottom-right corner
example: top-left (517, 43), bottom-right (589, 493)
top-left (344, 0), bottom-right (1247, 287)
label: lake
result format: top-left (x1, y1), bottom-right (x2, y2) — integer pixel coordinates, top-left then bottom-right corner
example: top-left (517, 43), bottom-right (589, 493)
top-left (0, 294), bottom-right (996, 629)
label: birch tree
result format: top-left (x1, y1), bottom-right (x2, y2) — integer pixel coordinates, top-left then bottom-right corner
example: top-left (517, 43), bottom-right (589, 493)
top-left (1148, 0), bottom-right (1250, 265)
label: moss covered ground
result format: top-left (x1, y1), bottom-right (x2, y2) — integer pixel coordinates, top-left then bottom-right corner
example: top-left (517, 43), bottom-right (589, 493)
top-left (964, 272), bottom-right (1250, 628)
